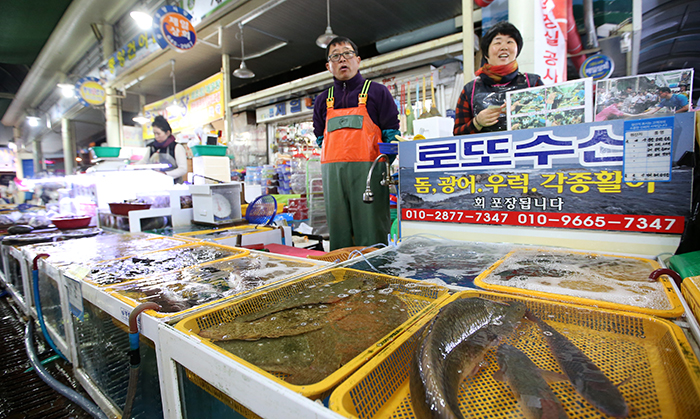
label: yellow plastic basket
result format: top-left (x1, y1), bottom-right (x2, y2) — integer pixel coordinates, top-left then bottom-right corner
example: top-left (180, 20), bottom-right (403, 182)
top-left (474, 248), bottom-right (683, 318)
top-left (174, 268), bottom-right (450, 400)
top-left (83, 242), bottom-right (248, 287)
top-left (330, 290), bottom-right (700, 419)
top-left (174, 225), bottom-right (274, 241)
top-left (107, 252), bottom-right (323, 319)
top-left (681, 276), bottom-right (700, 324)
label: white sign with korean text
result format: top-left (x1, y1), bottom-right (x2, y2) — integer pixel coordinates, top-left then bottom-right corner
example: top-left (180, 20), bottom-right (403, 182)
top-left (534, 0), bottom-right (568, 85)
top-left (256, 97), bottom-right (315, 123)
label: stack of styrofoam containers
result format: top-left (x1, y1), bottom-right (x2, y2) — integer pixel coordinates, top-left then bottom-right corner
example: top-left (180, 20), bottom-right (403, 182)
top-left (276, 164), bottom-right (292, 195)
top-left (289, 155), bottom-right (307, 194)
top-left (192, 156), bottom-right (231, 185)
top-left (261, 164), bottom-right (278, 195)
top-left (244, 166), bottom-right (262, 203)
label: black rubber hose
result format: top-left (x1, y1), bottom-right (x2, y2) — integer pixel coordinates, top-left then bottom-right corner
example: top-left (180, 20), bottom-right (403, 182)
top-left (122, 302), bottom-right (161, 419)
top-left (25, 320), bottom-right (109, 419)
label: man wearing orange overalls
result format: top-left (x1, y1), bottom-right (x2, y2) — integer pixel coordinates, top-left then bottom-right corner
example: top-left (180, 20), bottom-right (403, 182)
top-left (313, 37), bottom-right (400, 250)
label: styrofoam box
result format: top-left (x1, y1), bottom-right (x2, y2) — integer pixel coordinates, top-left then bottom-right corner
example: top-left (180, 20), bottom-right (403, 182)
top-left (413, 117), bottom-right (454, 139)
top-left (193, 156), bottom-right (230, 170)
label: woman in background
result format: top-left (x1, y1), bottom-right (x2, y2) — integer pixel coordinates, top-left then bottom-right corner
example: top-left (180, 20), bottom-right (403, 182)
top-left (453, 22), bottom-right (543, 135)
top-left (138, 115), bottom-right (188, 181)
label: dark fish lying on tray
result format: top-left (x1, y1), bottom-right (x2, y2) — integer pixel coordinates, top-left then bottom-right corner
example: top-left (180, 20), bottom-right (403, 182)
top-left (526, 311), bottom-right (629, 418)
top-left (201, 275), bottom-right (410, 385)
top-left (494, 344), bottom-right (568, 419)
top-left (410, 298), bottom-right (526, 419)
top-left (408, 296), bottom-right (630, 419)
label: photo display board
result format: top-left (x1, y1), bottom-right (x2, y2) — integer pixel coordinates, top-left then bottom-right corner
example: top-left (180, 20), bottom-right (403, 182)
top-left (506, 78), bottom-right (593, 130)
top-left (595, 69), bottom-right (694, 120)
top-left (399, 113), bottom-right (694, 235)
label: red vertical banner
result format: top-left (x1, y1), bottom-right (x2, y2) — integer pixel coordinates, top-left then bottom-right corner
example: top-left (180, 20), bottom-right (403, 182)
top-left (535, 0), bottom-right (568, 85)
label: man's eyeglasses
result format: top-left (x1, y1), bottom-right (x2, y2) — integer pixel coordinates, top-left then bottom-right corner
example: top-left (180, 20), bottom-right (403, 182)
top-left (328, 51), bottom-right (356, 62)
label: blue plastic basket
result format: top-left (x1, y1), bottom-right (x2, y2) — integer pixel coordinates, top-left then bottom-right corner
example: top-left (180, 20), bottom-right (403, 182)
top-left (245, 194), bottom-right (277, 225)
top-left (378, 142), bottom-right (398, 155)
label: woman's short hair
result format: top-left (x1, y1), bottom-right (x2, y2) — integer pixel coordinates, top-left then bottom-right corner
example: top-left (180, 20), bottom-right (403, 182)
top-left (152, 115), bottom-right (172, 133)
top-left (480, 22), bottom-right (523, 60)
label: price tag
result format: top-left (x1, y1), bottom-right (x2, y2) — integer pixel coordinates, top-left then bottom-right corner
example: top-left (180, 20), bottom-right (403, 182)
top-left (64, 275), bottom-right (84, 322)
top-left (65, 264), bottom-right (90, 280)
top-left (623, 117), bottom-right (673, 182)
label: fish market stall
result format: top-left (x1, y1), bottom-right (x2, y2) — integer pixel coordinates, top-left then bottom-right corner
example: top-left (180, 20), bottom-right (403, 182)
top-left (1, 227), bottom-right (102, 316)
top-left (106, 251), bottom-right (330, 321)
top-left (58, 239), bottom-right (252, 418)
top-left (16, 233), bottom-right (191, 363)
top-left (330, 291), bottom-right (700, 418)
top-left (370, 111), bottom-right (700, 418)
top-left (475, 248), bottom-right (683, 318)
top-left (174, 223), bottom-right (292, 248)
top-left (341, 235), bottom-right (518, 288)
top-left (158, 268), bottom-right (449, 417)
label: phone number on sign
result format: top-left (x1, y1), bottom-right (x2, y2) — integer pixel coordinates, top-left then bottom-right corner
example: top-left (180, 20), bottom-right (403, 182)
top-left (401, 209), bottom-right (685, 234)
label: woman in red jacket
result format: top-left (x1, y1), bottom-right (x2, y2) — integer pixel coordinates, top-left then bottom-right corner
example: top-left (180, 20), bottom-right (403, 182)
top-left (453, 22), bottom-right (543, 135)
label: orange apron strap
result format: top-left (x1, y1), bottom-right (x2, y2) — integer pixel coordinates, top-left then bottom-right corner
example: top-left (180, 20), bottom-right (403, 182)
top-left (326, 86), bottom-right (335, 109)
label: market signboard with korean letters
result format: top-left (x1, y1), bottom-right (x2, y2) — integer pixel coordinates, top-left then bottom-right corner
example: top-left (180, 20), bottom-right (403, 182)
top-left (142, 72), bottom-right (224, 139)
top-left (399, 113), bottom-right (694, 235)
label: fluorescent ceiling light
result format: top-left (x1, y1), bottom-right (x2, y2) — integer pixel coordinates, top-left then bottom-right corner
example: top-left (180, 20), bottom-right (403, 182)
top-left (27, 116), bottom-right (40, 127)
top-left (130, 10), bottom-right (153, 30)
top-left (133, 114), bottom-right (150, 125)
top-left (58, 83), bottom-right (75, 98)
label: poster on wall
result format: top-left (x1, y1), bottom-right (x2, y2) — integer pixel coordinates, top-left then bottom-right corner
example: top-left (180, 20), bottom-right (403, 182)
top-left (142, 72), bottom-right (224, 140)
top-left (399, 113), bottom-right (694, 235)
top-left (506, 78), bottom-right (593, 130)
top-left (594, 69), bottom-right (694, 121)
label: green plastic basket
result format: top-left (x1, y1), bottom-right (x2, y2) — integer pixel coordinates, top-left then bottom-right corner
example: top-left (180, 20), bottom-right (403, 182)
top-left (90, 146), bottom-right (121, 158)
top-left (191, 145), bottom-right (227, 157)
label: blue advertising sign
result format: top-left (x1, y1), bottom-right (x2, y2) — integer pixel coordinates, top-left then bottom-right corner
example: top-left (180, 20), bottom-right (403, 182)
top-left (399, 113), bottom-right (694, 235)
top-left (153, 5), bottom-right (197, 52)
top-left (99, 30), bottom-right (160, 81)
top-left (579, 54), bottom-right (615, 81)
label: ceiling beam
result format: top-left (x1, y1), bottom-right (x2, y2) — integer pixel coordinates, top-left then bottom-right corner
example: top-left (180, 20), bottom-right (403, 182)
top-left (1, 0), bottom-right (139, 127)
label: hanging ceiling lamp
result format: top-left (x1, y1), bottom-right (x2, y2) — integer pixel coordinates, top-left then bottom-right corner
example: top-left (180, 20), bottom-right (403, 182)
top-left (166, 60), bottom-right (183, 113)
top-left (233, 24), bottom-right (255, 79)
top-left (316, 0), bottom-right (337, 48)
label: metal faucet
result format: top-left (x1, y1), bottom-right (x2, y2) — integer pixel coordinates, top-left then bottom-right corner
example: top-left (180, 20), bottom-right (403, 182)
top-left (363, 154), bottom-right (397, 203)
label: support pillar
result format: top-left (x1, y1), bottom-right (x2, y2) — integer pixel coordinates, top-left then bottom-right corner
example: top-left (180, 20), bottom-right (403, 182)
top-left (62, 118), bottom-right (76, 175)
top-left (461, 0), bottom-right (475, 83)
top-left (102, 22), bottom-right (121, 147)
top-left (222, 53), bottom-right (232, 145)
top-left (105, 88), bottom-right (122, 147)
top-left (32, 139), bottom-right (43, 175)
top-left (12, 127), bottom-right (23, 179)
top-left (509, 0), bottom-right (538, 74)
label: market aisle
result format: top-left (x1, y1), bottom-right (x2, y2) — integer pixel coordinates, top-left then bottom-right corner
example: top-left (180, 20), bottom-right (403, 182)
top-left (0, 295), bottom-right (92, 419)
